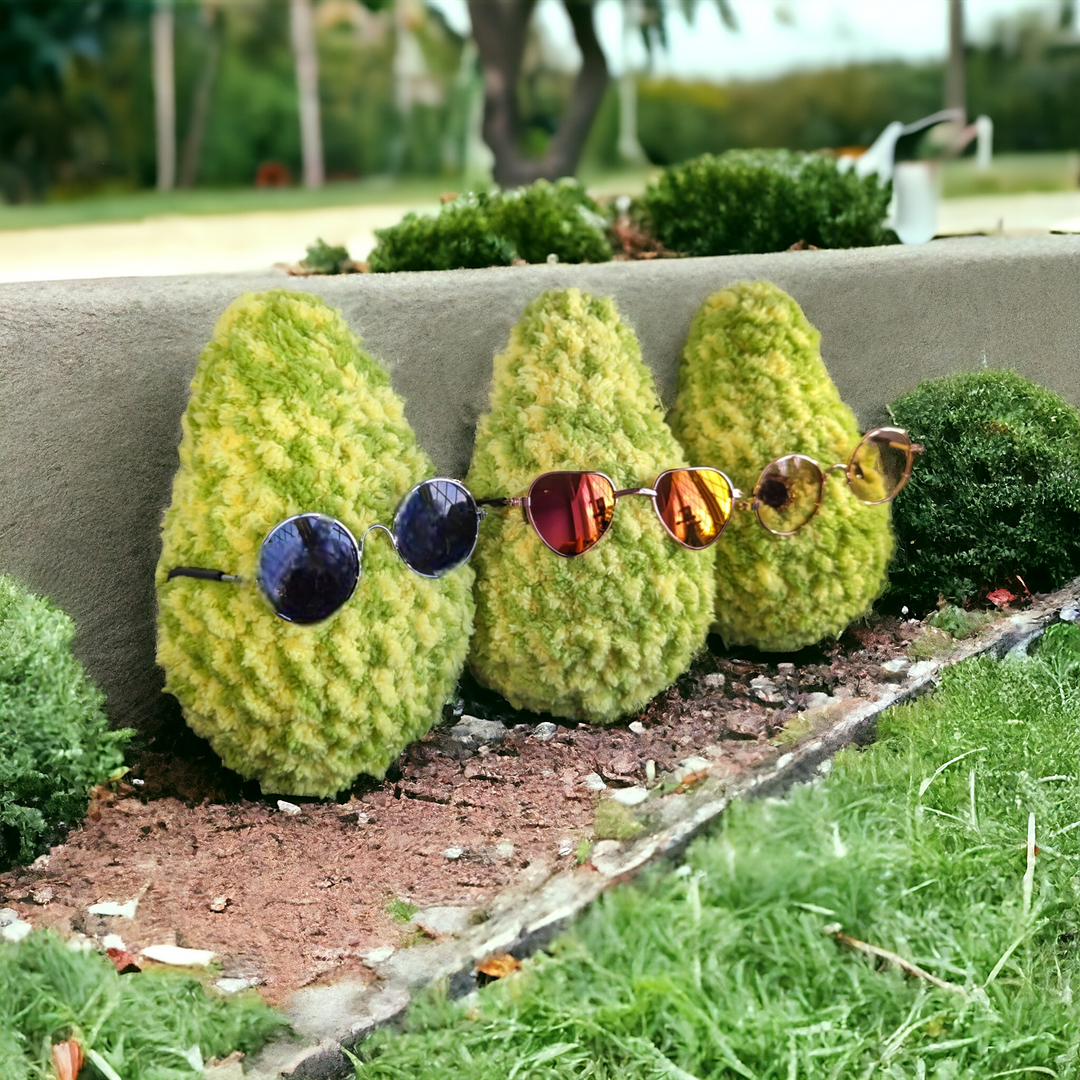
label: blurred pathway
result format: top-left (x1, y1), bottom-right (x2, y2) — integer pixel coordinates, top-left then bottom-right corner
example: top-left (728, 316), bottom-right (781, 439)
top-left (937, 189), bottom-right (1080, 236)
top-left (0, 190), bottom-right (1078, 283)
top-left (0, 202), bottom-right (433, 284)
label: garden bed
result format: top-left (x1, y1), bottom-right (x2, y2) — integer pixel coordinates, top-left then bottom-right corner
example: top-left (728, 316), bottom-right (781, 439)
top-left (3, 585), bottom-right (1075, 1078)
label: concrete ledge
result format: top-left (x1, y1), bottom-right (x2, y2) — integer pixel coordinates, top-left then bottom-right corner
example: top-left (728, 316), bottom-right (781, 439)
top-left (2, 235), bottom-right (1079, 731)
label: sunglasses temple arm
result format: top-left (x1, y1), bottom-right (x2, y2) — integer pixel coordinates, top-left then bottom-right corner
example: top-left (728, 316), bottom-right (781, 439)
top-left (166, 566), bottom-right (240, 583)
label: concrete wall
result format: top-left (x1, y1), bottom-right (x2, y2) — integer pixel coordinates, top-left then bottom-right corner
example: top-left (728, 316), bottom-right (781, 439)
top-left (1, 234), bottom-right (1078, 734)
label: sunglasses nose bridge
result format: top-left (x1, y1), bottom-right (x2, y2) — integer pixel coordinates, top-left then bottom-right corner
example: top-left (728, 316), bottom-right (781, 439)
top-left (612, 486), bottom-right (658, 499)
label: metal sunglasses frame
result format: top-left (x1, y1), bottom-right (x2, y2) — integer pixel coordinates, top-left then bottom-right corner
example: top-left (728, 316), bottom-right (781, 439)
top-left (477, 466), bottom-right (738, 558)
top-left (165, 477), bottom-right (484, 621)
top-left (743, 427), bottom-right (923, 537)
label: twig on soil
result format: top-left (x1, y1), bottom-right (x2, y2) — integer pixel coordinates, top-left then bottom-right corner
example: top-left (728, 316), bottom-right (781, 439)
top-left (824, 924), bottom-right (968, 996)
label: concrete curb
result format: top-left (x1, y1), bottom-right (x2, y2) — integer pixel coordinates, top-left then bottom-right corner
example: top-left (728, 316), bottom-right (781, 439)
top-left (2, 235), bottom-right (1079, 736)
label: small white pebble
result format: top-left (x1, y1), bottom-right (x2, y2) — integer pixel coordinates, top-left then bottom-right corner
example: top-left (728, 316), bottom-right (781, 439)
top-left (362, 945), bottom-right (396, 967)
top-left (546, 252), bottom-right (559, 265)
top-left (582, 773), bottom-right (607, 792)
top-left (276, 800), bottom-right (302, 816)
top-left (132, 778), bottom-right (146, 787)
top-left (645, 760), bottom-right (656, 784)
top-left (610, 787), bottom-right (649, 807)
top-left (628, 721), bottom-right (646, 735)
top-left (1, 920), bottom-right (33, 943)
top-left (443, 846), bottom-right (464, 860)
top-left (557, 840), bottom-right (574, 857)
top-left (494, 841), bottom-right (515, 861)
top-left (532, 722), bottom-right (558, 741)
top-left (703, 672), bottom-right (725, 689)
top-left (141, 944), bottom-right (216, 967)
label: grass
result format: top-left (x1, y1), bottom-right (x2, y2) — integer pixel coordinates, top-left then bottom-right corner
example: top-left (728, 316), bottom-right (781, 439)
top-left (0, 166), bottom-right (657, 234)
top-left (0, 930), bottom-right (287, 1079)
top-left (940, 151), bottom-right (1079, 198)
top-left (0, 176), bottom-right (454, 232)
top-left (349, 622), bottom-right (1080, 1079)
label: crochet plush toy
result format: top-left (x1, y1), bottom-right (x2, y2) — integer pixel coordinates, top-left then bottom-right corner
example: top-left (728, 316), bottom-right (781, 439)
top-left (667, 280), bottom-right (894, 652)
top-left (156, 290), bottom-right (475, 796)
top-left (465, 288), bottom-right (717, 721)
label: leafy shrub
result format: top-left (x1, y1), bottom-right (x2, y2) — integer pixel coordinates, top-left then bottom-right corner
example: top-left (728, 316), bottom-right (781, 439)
top-left (1, 929), bottom-right (286, 1079)
top-left (0, 575), bottom-right (132, 871)
top-left (492, 179), bottom-right (611, 265)
top-left (368, 180), bottom-right (611, 272)
top-left (887, 369), bottom-right (1080, 609)
top-left (300, 237), bottom-right (353, 274)
top-left (641, 149), bottom-right (896, 256)
top-left (368, 194), bottom-right (515, 273)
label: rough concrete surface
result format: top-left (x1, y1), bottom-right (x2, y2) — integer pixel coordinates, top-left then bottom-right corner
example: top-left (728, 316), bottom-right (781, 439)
top-left (1, 235), bottom-right (1079, 733)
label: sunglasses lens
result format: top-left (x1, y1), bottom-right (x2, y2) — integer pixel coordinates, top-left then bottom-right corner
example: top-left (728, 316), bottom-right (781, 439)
top-left (755, 456), bottom-right (823, 535)
top-left (848, 428), bottom-right (912, 504)
top-left (256, 514), bottom-right (359, 624)
top-left (394, 479), bottom-right (479, 577)
top-left (654, 468), bottom-right (732, 549)
top-left (529, 472), bottom-right (615, 556)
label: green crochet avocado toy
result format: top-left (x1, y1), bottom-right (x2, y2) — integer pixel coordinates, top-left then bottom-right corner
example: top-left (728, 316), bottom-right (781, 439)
top-left (465, 288), bottom-right (717, 721)
top-left (667, 280), bottom-right (894, 652)
top-left (156, 290), bottom-right (475, 796)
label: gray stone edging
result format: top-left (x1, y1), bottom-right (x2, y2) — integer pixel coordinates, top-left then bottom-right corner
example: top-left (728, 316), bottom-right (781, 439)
top-left (2, 235), bottom-right (1079, 734)
top-left (246, 581), bottom-right (1079, 1080)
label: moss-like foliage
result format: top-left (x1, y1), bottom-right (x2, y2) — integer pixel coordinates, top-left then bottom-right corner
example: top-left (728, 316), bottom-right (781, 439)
top-left (156, 290), bottom-right (475, 797)
top-left (887, 369), bottom-right (1080, 609)
top-left (0, 576), bottom-right (131, 871)
top-left (369, 180), bottom-right (611, 272)
top-left (642, 149), bottom-right (895, 257)
top-left (465, 289), bottom-right (716, 722)
top-left (668, 281), bottom-right (894, 652)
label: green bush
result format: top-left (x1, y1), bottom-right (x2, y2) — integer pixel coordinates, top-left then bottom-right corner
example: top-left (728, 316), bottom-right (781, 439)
top-left (0, 929), bottom-right (286, 1079)
top-left (0, 575), bottom-right (132, 871)
top-left (641, 149), bottom-right (895, 256)
top-left (887, 369), bottom-right (1080, 609)
top-left (368, 194), bottom-right (515, 273)
top-left (368, 180), bottom-right (611, 272)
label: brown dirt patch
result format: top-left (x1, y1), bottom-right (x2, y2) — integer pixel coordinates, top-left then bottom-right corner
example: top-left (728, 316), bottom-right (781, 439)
top-left (0, 618), bottom-right (926, 1005)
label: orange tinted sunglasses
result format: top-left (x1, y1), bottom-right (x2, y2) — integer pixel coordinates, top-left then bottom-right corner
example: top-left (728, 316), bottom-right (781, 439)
top-left (478, 467), bottom-right (736, 557)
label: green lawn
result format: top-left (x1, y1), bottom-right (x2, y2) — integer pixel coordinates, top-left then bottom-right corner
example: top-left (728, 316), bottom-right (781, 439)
top-left (350, 623), bottom-right (1080, 1079)
top-left (0, 931), bottom-right (285, 1078)
top-left (941, 151), bottom-right (1079, 198)
top-left (0, 167), bottom-right (658, 233)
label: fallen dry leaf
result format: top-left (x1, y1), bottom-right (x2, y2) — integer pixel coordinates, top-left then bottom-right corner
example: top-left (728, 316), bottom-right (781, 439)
top-left (987, 588), bottom-right (1018, 608)
top-left (476, 953), bottom-right (522, 979)
top-left (51, 1039), bottom-right (83, 1080)
top-left (105, 946), bottom-right (142, 974)
top-left (676, 769), bottom-right (710, 793)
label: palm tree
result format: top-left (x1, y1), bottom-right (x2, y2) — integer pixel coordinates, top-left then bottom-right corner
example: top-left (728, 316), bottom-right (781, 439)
top-left (152, 0), bottom-right (175, 191)
top-left (289, 0), bottom-right (324, 188)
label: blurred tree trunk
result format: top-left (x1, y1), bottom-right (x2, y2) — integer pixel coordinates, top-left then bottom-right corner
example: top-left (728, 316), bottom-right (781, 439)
top-left (178, 3), bottom-right (222, 189)
top-left (152, 0), bottom-right (176, 191)
top-left (289, 0), bottom-right (324, 188)
top-left (467, 0), bottom-right (609, 187)
top-left (945, 0), bottom-right (966, 119)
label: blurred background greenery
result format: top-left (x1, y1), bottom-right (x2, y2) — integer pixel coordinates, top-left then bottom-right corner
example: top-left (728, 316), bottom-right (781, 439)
top-left (3, 1), bottom-right (1079, 205)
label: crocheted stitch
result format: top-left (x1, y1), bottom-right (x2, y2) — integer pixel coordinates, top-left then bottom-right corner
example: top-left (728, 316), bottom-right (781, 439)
top-left (156, 290), bottom-right (475, 796)
top-left (465, 288), bottom-right (717, 721)
top-left (667, 280), bottom-right (894, 652)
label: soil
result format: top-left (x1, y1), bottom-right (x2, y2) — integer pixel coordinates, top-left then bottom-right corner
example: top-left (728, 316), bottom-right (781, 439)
top-left (0, 617), bottom-right (928, 1006)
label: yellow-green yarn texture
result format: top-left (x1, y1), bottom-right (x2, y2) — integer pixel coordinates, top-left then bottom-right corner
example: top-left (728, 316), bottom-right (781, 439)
top-left (465, 288), bottom-right (717, 722)
top-left (155, 290), bottom-right (474, 796)
top-left (667, 280), bottom-right (894, 652)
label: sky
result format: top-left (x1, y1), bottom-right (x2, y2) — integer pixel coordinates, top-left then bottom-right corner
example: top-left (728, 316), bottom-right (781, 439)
top-left (430, 0), bottom-right (1071, 80)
